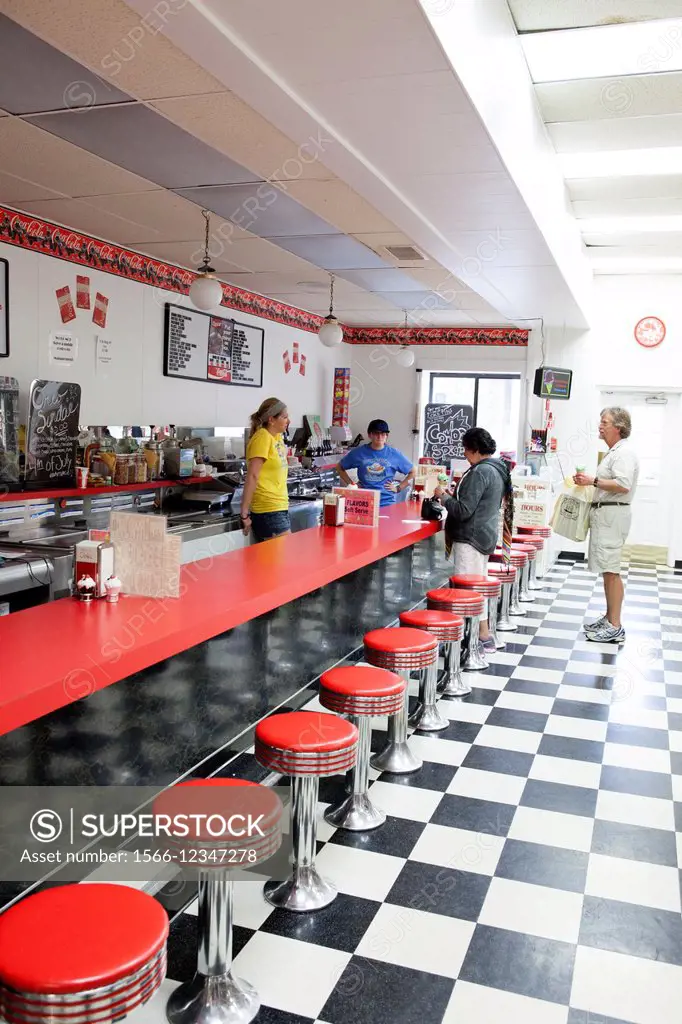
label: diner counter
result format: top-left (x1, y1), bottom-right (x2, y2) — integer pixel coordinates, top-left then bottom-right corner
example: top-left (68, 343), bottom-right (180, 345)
top-left (0, 504), bottom-right (439, 735)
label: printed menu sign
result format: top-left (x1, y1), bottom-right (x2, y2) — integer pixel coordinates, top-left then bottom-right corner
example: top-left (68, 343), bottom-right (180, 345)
top-left (163, 303), bottom-right (264, 387)
top-left (25, 379), bottom-right (81, 488)
top-left (423, 404), bottom-right (474, 463)
top-left (333, 487), bottom-right (380, 527)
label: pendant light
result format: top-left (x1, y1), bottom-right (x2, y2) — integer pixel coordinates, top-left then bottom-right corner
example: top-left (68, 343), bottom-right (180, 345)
top-left (318, 274), bottom-right (344, 347)
top-left (188, 209), bottom-right (223, 310)
top-left (396, 310), bottom-right (415, 367)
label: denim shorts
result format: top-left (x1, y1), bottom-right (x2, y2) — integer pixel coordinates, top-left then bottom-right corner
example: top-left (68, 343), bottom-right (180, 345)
top-left (250, 510), bottom-right (291, 543)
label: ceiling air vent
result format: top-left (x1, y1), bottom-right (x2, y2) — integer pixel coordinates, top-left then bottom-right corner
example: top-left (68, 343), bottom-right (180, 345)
top-left (382, 244), bottom-right (428, 266)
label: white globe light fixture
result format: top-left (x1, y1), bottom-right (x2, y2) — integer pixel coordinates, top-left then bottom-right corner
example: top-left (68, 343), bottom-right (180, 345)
top-left (318, 274), bottom-right (344, 347)
top-left (396, 345), bottom-right (415, 367)
top-left (189, 209), bottom-right (223, 311)
top-left (396, 309), bottom-right (415, 366)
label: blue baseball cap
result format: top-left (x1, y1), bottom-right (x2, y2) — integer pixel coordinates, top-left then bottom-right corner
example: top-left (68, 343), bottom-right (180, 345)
top-left (368, 419), bottom-right (390, 434)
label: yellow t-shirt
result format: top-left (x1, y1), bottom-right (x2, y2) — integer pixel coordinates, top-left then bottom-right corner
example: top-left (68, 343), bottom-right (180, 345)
top-left (246, 428), bottom-right (289, 513)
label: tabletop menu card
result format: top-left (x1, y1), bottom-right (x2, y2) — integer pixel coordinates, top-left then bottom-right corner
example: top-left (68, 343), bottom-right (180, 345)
top-left (25, 379), bottom-right (81, 489)
top-left (164, 303), bottom-right (264, 387)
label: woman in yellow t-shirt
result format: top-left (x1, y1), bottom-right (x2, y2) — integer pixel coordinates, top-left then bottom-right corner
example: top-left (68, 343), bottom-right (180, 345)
top-left (240, 397), bottom-right (291, 542)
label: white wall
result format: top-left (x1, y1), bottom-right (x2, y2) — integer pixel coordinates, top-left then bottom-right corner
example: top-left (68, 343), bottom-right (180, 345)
top-left (349, 343), bottom-right (530, 462)
top-left (0, 242), bottom-right (348, 430)
top-left (544, 275), bottom-right (682, 561)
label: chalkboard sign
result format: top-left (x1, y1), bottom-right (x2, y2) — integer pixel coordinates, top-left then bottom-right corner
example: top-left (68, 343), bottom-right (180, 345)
top-left (163, 304), bottom-right (264, 387)
top-left (25, 379), bottom-right (81, 489)
top-left (423, 403), bottom-right (474, 463)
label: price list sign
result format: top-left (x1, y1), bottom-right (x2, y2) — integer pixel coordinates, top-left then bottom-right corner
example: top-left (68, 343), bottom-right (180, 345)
top-left (164, 304), bottom-right (264, 387)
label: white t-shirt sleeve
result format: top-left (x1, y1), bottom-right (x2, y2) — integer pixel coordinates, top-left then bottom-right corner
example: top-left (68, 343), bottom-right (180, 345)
top-left (608, 447), bottom-right (638, 491)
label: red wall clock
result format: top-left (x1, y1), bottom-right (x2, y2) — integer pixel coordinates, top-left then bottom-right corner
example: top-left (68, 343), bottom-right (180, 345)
top-left (634, 316), bottom-right (666, 348)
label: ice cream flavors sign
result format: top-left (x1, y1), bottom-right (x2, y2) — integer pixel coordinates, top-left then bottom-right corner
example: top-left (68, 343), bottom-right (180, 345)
top-left (333, 487), bottom-right (380, 527)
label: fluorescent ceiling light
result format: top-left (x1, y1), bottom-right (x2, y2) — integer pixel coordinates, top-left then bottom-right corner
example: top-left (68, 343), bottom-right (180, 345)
top-left (591, 257), bottom-right (682, 273)
top-left (580, 215), bottom-right (682, 234)
top-left (521, 18), bottom-right (682, 82)
top-left (560, 147), bottom-right (682, 179)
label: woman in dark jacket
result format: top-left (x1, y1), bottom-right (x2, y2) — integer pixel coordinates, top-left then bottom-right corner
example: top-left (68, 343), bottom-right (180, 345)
top-left (434, 427), bottom-right (514, 653)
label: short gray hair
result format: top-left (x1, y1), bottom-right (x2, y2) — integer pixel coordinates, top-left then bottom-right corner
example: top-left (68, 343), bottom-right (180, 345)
top-left (601, 406), bottom-right (632, 439)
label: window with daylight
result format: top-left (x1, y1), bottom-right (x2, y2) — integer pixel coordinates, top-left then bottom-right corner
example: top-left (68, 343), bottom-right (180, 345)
top-left (429, 373), bottom-right (522, 458)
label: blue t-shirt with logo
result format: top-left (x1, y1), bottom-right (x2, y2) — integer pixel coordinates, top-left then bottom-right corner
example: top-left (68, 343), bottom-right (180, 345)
top-left (339, 444), bottom-right (413, 506)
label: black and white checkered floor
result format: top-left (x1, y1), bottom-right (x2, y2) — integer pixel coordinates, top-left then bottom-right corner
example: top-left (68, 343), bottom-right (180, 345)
top-left (132, 558), bottom-right (682, 1024)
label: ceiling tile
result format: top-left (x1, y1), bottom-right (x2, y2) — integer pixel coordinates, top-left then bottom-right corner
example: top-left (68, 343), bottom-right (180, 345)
top-left (274, 235), bottom-right (388, 271)
top-left (80, 191), bottom-right (253, 244)
top-left (549, 113), bottom-right (682, 153)
top-left (198, 238), bottom-right (322, 275)
top-left (0, 13), bottom-right (130, 114)
top-left (0, 118), bottom-right (155, 198)
top-left (0, 0), bottom-right (225, 100)
top-left (573, 196), bottom-right (682, 218)
top-left (377, 291), bottom-right (456, 310)
top-left (175, 184), bottom-right (333, 238)
top-left (0, 169), bottom-right (65, 203)
top-left (281, 179), bottom-right (398, 234)
top-left (265, 289), bottom-right (397, 312)
top-left (150, 93), bottom-right (334, 183)
top-left (568, 175), bottom-right (682, 201)
top-left (508, 0), bottom-right (682, 31)
top-left (338, 268), bottom-right (429, 292)
top-left (27, 105), bottom-right (261, 189)
top-left (133, 240), bottom-right (250, 275)
top-left (537, 73), bottom-right (682, 123)
top-left (6, 197), bottom-right (170, 246)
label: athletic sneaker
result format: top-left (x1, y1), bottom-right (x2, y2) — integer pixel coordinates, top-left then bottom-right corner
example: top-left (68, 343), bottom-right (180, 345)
top-left (480, 637), bottom-right (497, 655)
top-left (584, 615), bottom-right (607, 634)
top-left (587, 622), bottom-right (626, 644)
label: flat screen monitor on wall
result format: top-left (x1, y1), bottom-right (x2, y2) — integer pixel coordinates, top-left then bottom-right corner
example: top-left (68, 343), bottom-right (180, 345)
top-left (533, 366), bottom-right (572, 401)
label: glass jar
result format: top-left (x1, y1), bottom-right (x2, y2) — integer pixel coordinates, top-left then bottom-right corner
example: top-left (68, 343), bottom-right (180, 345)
top-left (135, 451), bottom-right (147, 483)
top-left (114, 454), bottom-right (129, 486)
top-left (127, 455), bottom-right (137, 484)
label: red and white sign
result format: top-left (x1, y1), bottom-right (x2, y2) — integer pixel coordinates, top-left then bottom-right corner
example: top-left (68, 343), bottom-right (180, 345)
top-left (333, 486), bottom-right (380, 527)
top-left (635, 316), bottom-right (666, 348)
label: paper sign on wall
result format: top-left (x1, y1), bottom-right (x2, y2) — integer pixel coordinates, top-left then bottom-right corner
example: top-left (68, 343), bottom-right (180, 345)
top-left (333, 487), bottom-right (380, 527)
top-left (49, 331), bottom-right (78, 364)
top-left (96, 335), bottom-right (112, 372)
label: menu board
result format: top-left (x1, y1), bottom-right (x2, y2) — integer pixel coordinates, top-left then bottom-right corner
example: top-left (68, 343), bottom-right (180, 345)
top-left (25, 379), bottom-right (81, 488)
top-left (163, 303), bottom-right (264, 387)
top-left (423, 403), bottom-right (474, 463)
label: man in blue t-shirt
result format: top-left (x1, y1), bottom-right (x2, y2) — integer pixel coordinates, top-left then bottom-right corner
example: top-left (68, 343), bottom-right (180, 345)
top-left (338, 419), bottom-right (415, 507)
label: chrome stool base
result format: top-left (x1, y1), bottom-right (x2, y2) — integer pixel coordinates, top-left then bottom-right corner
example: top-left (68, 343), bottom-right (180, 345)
top-left (529, 561), bottom-right (544, 591)
top-left (325, 793), bottom-right (386, 831)
top-left (510, 578), bottom-right (526, 616)
top-left (462, 617), bottom-right (488, 672)
top-left (488, 596), bottom-right (505, 650)
top-left (409, 663), bottom-right (448, 732)
top-left (264, 868), bottom-right (337, 912)
top-left (167, 972), bottom-right (260, 1024)
top-left (370, 692), bottom-right (422, 774)
top-left (519, 563), bottom-right (535, 603)
top-left (439, 641), bottom-right (471, 696)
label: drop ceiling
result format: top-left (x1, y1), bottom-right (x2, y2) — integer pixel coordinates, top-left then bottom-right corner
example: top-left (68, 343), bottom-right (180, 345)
top-left (0, 0), bottom-right (593, 324)
top-left (510, 0), bottom-right (682, 274)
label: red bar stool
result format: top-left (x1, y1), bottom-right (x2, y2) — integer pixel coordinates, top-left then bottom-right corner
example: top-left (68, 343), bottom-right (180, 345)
top-left (487, 563), bottom-right (518, 632)
top-left (0, 884), bottom-right (168, 1024)
top-left (511, 541), bottom-right (537, 602)
top-left (364, 627), bottom-right (438, 774)
top-left (427, 587), bottom-right (487, 674)
top-left (319, 665), bottom-right (406, 830)
top-left (514, 533), bottom-right (545, 590)
top-left (518, 525), bottom-right (552, 579)
top-left (155, 778), bottom-right (283, 1024)
top-left (449, 574), bottom-right (504, 651)
top-left (255, 711), bottom-right (357, 911)
top-left (397, 611), bottom-right (456, 730)
top-left (399, 606), bottom-right (462, 704)
top-left (490, 549), bottom-right (527, 616)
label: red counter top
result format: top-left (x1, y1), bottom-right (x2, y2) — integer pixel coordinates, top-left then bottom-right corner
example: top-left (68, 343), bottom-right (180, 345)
top-left (0, 505), bottom-right (438, 735)
top-left (0, 478), bottom-right (209, 503)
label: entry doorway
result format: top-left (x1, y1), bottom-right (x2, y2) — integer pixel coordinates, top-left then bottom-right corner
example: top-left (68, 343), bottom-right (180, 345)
top-left (600, 389), bottom-right (680, 565)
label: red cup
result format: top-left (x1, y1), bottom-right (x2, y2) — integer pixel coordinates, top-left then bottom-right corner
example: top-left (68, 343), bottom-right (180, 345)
top-left (76, 466), bottom-right (89, 489)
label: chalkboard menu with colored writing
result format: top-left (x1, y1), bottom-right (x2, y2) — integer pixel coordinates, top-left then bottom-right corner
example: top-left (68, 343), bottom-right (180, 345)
top-left (163, 303), bottom-right (264, 387)
top-left (25, 379), bottom-right (81, 488)
top-left (423, 403), bottom-right (474, 463)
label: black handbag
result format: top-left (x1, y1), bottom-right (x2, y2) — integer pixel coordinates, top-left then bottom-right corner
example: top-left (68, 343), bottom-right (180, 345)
top-left (421, 497), bottom-right (443, 521)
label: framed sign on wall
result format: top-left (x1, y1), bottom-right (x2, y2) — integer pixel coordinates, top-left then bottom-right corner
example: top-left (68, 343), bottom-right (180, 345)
top-left (163, 303), bottom-right (264, 387)
top-left (0, 258), bottom-right (8, 357)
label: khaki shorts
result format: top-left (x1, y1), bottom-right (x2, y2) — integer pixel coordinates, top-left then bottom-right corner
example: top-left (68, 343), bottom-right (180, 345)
top-left (588, 504), bottom-right (632, 574)
top-left (451, 542), bottom-right (488, 576)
